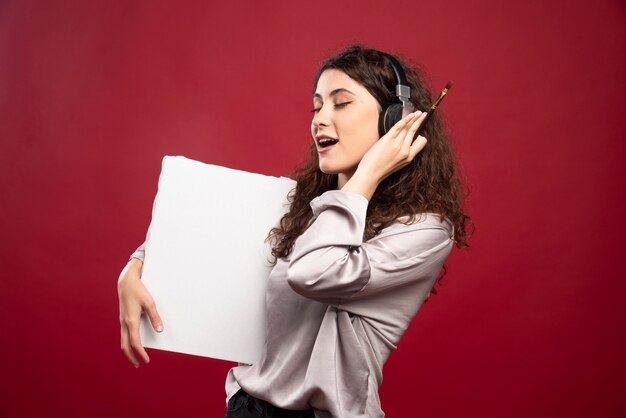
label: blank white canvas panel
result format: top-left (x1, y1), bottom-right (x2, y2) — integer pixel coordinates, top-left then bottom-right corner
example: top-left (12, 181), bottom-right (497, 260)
top-left (139, 156), bottom-right (295, 364)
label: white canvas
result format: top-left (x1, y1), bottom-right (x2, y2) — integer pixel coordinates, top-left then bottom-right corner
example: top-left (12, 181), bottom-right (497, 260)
top-left (139, 156), bottom-right (295, 364)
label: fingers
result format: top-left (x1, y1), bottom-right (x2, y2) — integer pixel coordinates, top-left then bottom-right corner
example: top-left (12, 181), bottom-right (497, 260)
top-left (389, 111), bottom-right (426, 144)
top-left (398, 112), bottom-right (422, 151)
top-left (386, 111), bottom-right (420, 139)
top-left (410, 112), bottom-right (428, 141)
top-left (120, 307), bottom-right (151, 367)
top-left (128, 316), bottom-right (151, 365)
top-left (409, 135), bottom-right (428, 159)
top-left (120, 323), bottom-right (140, 368)
top-left (405, 112), bottom-right (427, 142)
top-left (397, 112), bottom-right (427, 157)
top-left (144, 298), bottom-right (164, 333)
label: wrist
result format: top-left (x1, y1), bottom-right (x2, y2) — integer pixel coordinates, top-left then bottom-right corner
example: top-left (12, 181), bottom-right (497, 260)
top-left (126, 258), bottom-right (144, 278)
top-left (341, 168), bottom-right (381, 201)
top-left (118, 258), bottom-right (143, 289)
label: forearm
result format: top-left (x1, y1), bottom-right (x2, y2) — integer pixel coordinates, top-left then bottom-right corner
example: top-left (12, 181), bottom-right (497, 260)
top-left (127, 257), bottom-right (143, 270)
top-left (287, 190), bottom-right (371, 303)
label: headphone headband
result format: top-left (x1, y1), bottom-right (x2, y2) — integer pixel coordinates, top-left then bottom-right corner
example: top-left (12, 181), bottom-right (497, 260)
top-left (382, 54), bottom-right (408, 87)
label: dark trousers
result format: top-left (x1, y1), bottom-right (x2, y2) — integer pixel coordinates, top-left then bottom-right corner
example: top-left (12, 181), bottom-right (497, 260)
top-left (225, 389), bottom-right (316, 418)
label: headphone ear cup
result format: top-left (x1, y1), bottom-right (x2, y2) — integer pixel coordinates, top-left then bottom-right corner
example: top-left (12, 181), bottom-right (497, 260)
top-left (378, 103), bottom-right (404, 137)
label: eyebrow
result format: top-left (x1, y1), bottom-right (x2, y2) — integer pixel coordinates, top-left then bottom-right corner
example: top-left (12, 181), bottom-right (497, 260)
top-left (313, 88), bottom-right (356, 100)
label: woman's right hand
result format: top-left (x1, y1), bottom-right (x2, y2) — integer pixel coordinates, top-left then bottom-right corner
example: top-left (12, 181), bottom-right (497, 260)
top-left (342, 111), bottom-right (428, 201)
top-left (117, 258), bottom-right (163, 367)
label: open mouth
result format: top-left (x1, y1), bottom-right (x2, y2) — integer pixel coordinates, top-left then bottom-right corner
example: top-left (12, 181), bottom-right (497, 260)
top-left (318, 137), bottom-right (338, 149)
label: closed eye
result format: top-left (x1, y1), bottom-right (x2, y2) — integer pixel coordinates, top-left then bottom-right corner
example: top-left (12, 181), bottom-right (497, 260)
top-left (310, 101), bottom-right (353, 113)
top-left (334, 101), bottom-right (352, 109)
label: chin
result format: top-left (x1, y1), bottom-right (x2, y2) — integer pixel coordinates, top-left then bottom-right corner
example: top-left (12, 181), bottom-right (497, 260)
top-left (317, 160), bottom-right (331, 173)
top-left (318, 160), bottom-right (343, 174)
top-left (318, 161), bottom-right (357, 176)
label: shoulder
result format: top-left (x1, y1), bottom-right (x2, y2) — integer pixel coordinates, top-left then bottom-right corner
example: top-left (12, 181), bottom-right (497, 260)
top-left (365, 213), bottom-right (454, 263)
top-left (374, 212), bottom-right (453, 239)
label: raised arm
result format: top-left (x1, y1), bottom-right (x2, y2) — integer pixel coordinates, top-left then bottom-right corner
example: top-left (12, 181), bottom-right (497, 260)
top-left (286, 190), bottom-right (453, 306)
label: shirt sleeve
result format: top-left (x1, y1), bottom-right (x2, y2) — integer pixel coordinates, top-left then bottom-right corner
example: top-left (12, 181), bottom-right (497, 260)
top-left (129, 242), bottom-right (146, 262)
top-left (286, 190), bottom-right (454, 305)
top-left (129, 222), bottom-right (153, 262)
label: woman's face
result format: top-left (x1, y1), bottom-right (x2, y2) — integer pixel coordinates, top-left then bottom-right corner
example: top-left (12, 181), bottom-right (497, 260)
top-left (311, 69), bottom-right (381, 186)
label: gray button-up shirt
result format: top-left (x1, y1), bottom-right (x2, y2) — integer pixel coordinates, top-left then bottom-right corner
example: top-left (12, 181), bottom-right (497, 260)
top-left (132, 190), bottom-right (454, 417)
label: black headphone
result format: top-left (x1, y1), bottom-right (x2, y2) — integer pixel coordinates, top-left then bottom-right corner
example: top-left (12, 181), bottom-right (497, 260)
top-left (378, 53), bottom-right (416, 137)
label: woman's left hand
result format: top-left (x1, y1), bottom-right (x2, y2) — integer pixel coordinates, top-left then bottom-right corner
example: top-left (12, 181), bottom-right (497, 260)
top-left (342, 111), bottom-right (428, 200)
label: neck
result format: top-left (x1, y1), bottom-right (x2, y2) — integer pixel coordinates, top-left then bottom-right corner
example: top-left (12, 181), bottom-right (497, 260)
top-left (337, 172), bottom-right (352, 189)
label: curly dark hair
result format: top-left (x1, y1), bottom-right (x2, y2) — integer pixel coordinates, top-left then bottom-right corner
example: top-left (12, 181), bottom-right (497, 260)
top-left (268, 45), bottom-right (472, 294)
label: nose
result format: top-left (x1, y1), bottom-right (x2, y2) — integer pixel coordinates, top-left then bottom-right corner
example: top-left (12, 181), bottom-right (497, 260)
top-left (312, 106), bottom-right (330, 129)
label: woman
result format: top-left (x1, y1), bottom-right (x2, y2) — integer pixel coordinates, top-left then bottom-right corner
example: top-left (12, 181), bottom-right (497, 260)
top-left (118, 45), bottom-right (470, 417)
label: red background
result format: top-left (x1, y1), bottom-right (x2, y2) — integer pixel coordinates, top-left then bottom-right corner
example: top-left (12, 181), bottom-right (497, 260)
top-left (1, 1), bottom-right (625, 417)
